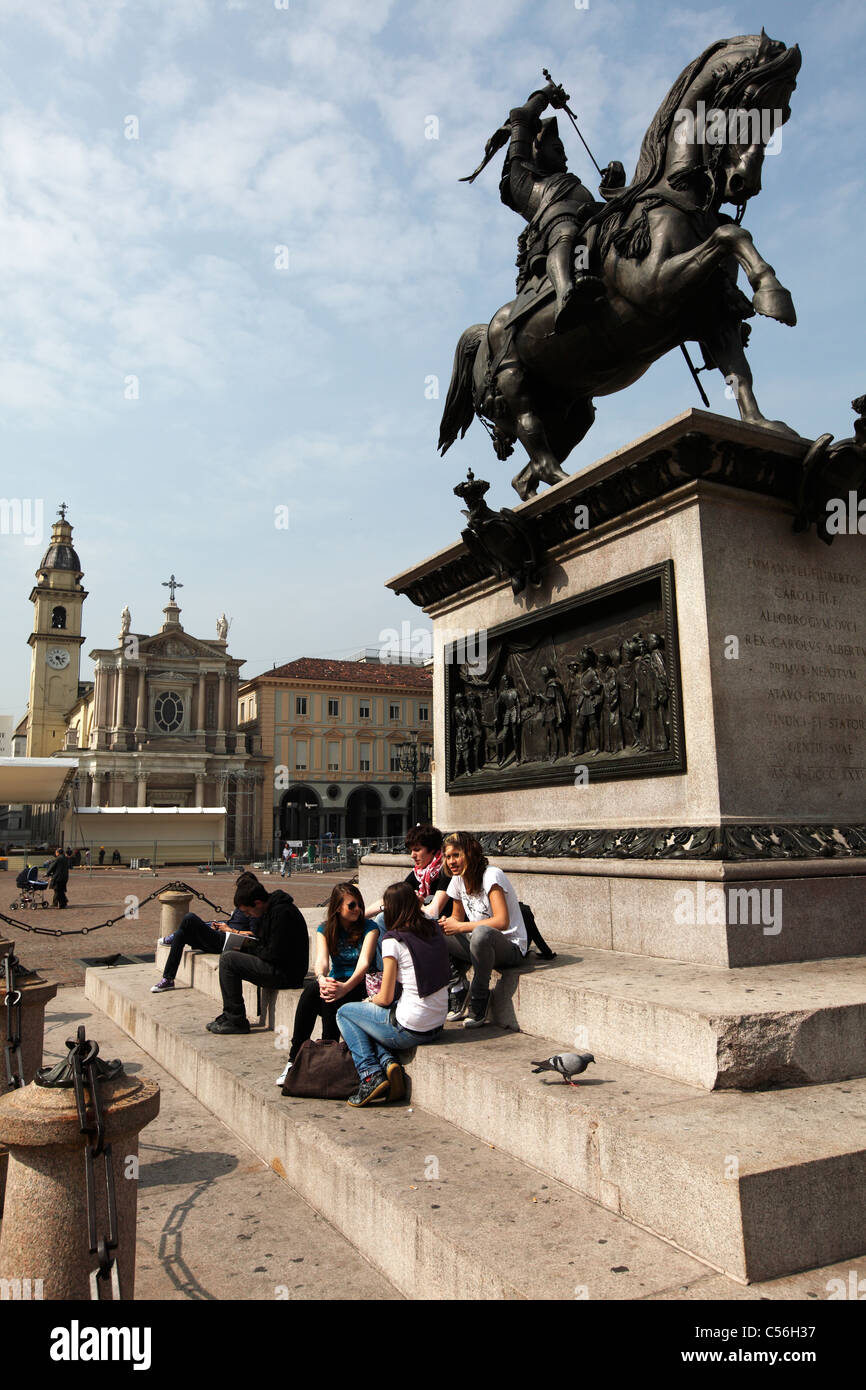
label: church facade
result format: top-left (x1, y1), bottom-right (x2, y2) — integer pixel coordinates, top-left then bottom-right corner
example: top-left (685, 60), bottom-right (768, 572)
top-left (21, 508), bottom-right (265, 857)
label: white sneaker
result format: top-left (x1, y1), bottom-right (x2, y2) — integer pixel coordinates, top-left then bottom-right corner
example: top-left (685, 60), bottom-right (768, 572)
top-left (275, 1060), bottom-right (292, 1087)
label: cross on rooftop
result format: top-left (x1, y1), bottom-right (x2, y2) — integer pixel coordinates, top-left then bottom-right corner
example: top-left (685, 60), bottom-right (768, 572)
top-left (57, 502), bottom-right (68, 521)
top-left (162, 574), bottom-right (183, 602)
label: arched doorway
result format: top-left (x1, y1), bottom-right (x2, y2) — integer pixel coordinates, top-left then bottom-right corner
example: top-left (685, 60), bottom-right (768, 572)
top-left (280, 785), bottom-right (320, 843)
top-left (346, 787), bottom-right (382, 839)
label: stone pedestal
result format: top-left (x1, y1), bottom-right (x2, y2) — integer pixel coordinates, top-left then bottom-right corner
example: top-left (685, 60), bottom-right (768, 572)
top-left (0, 1071), bottom-right (159, 1299)
top-left (386, 409), bottom-right (866, 969)
top-left (1, 956), bottom-right (58, 1212)
top-left (158, 889), bottom-right (194, 937)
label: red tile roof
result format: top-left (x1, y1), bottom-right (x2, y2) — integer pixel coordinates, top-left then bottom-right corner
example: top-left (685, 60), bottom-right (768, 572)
top-left (243, 657), bottom-right (433, 689)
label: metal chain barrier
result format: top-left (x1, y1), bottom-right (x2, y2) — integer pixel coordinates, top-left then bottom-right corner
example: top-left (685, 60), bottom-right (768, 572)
top-left (0, 880), bottom-right (229, 939)
top-left (3, 951), bottom-right (24, 1090)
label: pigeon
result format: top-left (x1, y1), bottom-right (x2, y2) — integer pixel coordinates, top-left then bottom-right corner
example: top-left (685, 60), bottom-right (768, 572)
top-left (531, 1052), bottom-right (595, 1086)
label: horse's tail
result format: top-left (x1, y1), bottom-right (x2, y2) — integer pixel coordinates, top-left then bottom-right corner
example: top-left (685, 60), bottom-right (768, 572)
top-left (438, 323), bottom-right (486, 455)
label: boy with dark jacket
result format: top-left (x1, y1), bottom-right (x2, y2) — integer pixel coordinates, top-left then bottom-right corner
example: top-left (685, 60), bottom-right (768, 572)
top-left (207, 882), bottom-right (309, 1034)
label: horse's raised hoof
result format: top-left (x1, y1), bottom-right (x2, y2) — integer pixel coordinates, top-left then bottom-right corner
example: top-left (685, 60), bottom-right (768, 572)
top-left (752, 282), bottom-right (797, 326)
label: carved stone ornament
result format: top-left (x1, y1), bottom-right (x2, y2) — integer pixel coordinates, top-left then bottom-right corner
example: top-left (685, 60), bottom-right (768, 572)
top-left (445, 560), bottom-right (684, 792)
top-left (376, 824), bottom-right (866, 863)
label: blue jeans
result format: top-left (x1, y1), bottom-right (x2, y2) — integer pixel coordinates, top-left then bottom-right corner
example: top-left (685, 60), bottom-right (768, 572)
top-left (337, 999), bottom-right (442, 1079)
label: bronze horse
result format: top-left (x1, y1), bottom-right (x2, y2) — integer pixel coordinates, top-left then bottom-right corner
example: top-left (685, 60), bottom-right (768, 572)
top-left (439, 34), bottom-right (803, 499)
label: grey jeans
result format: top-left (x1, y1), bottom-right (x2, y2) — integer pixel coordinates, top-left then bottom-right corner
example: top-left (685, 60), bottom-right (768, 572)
top-left (446, 923), bottom-right (524, 997)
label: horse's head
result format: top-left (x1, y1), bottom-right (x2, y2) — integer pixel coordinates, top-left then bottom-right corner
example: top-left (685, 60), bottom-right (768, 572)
top-left (616, 32), bottom-right (801, 217)
top-left (703, 32), bottom-right (802, 209)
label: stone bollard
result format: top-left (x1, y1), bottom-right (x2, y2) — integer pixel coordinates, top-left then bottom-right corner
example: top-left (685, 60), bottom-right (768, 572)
top-left (158, 889), bottom-right (194, 940)
top-left (0, 1040), bottom-right (159, 1300)
top-left (1, 949), bottom-right (59, 1213)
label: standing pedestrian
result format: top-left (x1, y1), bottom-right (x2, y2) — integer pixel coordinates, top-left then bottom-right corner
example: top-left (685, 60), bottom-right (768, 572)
top-left (46, 847), bottom-right (70, 909)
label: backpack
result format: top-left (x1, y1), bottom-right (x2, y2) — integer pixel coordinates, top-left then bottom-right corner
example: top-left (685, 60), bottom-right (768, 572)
top-left (518, 901), bottom-right (556, 959)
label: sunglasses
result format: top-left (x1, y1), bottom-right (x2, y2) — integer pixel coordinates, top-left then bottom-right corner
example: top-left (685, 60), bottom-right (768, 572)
top-left (344, 901), bottom-right (362, 910)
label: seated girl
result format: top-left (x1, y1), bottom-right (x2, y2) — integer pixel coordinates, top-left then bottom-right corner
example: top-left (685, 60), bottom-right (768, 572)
top-left (439, 831), bottom-right (528, 1027)
top-left (276, 882), bottom-right (378, 1086)
top-left (337, 881), bottom-right (449, 1108)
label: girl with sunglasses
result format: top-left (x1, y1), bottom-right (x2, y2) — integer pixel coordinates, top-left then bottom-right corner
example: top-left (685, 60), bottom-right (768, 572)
top-left (337, 881), bottom-right (449, 1107)
top-left (275, 881), bottom-right (378, 1086)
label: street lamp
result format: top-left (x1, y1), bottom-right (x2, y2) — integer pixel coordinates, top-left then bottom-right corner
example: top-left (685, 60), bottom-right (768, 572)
top-left (396, 729), bottom-right (432, 828)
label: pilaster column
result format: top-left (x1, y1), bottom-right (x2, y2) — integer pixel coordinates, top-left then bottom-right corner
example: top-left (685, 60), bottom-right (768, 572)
top-left (251, 774), bottom-right (261, 857)
top-left (194, 772), bottom-right (206, 808)
top-left (136, 772), bottom-right (147, 807)
top-left (196, 673), bottom-right (206, 735)
top-left (90, 772), bottom-right (104, 807)
top-left (112, 661), bottom-right (128, 751)
top-left (114, 663), bottom-right (126, 729)
top-left (93, 665), bottom-right (110, 749)
top-left (135, 666), bottom-right (146, 740)
top-left (215, 672), bottom-right (227, 753)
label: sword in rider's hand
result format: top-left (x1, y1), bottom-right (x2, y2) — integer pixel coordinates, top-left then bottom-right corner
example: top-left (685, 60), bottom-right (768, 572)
top-left (542, 68), bottom-right (603, 177)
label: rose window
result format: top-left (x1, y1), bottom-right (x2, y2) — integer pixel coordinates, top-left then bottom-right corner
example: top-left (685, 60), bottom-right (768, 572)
top-left (154, 691), bottom-right (184, 733)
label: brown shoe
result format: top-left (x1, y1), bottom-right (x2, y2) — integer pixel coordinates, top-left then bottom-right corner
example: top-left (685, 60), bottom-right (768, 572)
top-left (385, 1060), bottom-right (405, 1101)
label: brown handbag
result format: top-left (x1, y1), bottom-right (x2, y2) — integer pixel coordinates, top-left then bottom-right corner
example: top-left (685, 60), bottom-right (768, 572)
top-left (281, 1039), bottom-right (359, 1100)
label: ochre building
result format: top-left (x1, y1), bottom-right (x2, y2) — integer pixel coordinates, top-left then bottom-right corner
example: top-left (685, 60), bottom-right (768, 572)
top-left (238, 656), bottom-right (433, 850)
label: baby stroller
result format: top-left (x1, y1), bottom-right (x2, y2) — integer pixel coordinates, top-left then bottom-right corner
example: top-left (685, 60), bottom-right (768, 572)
top-left (11, 865), bottom-right (50, 910)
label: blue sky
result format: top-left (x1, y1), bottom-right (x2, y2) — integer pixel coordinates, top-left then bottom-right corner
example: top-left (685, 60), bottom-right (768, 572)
top-left (1, 0), bottom-right (863, 718)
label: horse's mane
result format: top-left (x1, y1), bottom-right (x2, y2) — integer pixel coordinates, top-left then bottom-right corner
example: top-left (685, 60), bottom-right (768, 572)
top-left (591, 39), bottom-right (728, 254)
top-left (592, 34), bottom-right (800, 259)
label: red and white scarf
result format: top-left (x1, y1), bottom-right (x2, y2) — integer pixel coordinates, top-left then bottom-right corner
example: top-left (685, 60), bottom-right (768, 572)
top-left (413, 851), bottom-right (443, 899)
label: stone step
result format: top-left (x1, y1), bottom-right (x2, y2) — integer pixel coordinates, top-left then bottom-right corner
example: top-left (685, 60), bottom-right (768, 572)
top-left (156, 925), bottom-right (866, 1091)
top-left (85, 964), bottom-right (725, 1300)
top-left (88, 963), bottom-right (866, 1285)
top-left (41, 987), bottom-right (401, 1301)
top-left (493, 946), bottom-right (866, 1090)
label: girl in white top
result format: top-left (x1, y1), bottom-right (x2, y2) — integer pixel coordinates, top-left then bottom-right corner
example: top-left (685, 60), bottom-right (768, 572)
top-left (337, 882), bottom-right (449, 1108)
top-left (439, 831), bottom-right (527, 1027)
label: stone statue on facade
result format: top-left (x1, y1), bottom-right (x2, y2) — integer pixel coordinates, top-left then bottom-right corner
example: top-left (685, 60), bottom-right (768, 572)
top-left (439, 34), bottom-right (802, 500)
top-left (120, 606), bottom-right (131, 637)
top-left (216, 613), bottom-right (229, 640)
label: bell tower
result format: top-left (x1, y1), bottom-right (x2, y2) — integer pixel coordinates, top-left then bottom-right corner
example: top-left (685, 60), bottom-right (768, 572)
top-left (26, 503), bottom-right (87, 757)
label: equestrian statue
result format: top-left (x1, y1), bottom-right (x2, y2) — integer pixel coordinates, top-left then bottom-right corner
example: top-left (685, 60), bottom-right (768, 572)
top-left (438, 33), bottom-right (803, 500)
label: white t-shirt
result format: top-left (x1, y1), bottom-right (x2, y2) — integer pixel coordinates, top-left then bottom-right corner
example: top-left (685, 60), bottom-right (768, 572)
top-left (381, 938), bottom-right (448, 1033)
top-left (447, 865), bottom-right (528, 954)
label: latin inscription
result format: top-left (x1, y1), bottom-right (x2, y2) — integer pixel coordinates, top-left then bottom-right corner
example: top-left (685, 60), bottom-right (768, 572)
top-left (741, 556), bottom-right (864, 787)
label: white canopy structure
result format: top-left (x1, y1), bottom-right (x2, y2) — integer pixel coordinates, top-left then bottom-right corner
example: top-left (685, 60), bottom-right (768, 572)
top-left (68, 806), bottom-right (227, 865)
top-left (0, 757), bottom-right (78, 805)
